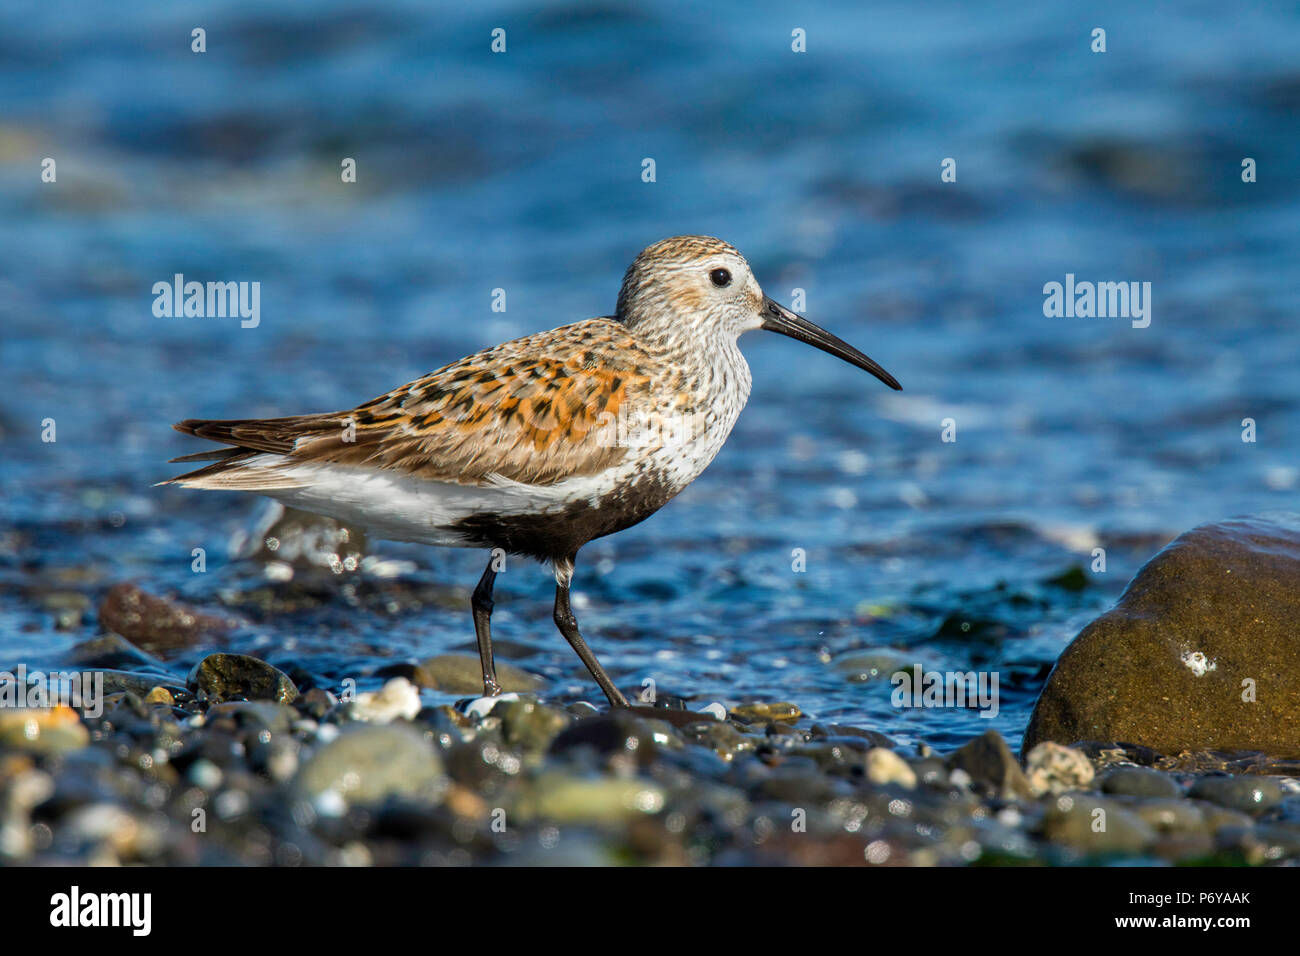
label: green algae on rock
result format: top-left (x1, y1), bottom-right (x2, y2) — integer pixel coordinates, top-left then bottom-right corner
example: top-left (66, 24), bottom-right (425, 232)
top-left (188, 652), bottom-right (299, 704)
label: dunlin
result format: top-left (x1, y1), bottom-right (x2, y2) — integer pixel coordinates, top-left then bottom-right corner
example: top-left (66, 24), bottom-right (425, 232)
top-left (165, 236), bottom-right (901, 707)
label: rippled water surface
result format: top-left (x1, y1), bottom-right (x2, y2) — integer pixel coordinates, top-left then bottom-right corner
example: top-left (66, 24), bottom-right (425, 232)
top-left (3, 1), bottom-right (1298, 749)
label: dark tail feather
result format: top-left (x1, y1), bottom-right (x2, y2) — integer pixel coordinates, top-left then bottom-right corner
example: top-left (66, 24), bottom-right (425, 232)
top-left (164, 413), bottom-right (344, 489)
top-left (172, 415), bottom-right (336, 454)
top-left (168, 447), bottom-right (246, 464)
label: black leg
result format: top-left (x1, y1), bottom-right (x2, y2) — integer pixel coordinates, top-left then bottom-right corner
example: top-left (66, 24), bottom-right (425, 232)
top-left (552, 554), bottom-right (628, 709)
top-left (472, 557), bottom-right (501, 697)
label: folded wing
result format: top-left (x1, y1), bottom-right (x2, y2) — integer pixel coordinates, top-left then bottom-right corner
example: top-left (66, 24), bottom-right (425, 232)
top-left (165, 319), bottom-right (655, 491)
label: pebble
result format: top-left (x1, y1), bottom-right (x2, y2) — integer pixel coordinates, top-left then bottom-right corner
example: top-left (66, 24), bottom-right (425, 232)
top-left (0, 707), bottom-right (89, 755)
top-left (1188, 775), bottom-right (1284, 814)
top-left (1131, 798), bottom-right (1205, 833)
top-left (412, 654), bottom-right (544, 694)
top-left (299, 687), bottom-right (337, 719)
top-left (548, 711), bottom-right (675, 763)
top-left (833, 649), bottom-right (912, 683)
top-left (1100, 766), bottom-right (1181, 799)
top-left (9, 640), bottom-right (1300, 866)
top-left (1024, 741), bottom-right (1095, 796)
top-left (730, 702), bottom-right (802, 724)
top-left (514, 773), bottom-right (666, 824)
top-left (99, 582), bottom-right (234, 657)
top-left (1215, 823), bottom-right (1300, 863)
top-left (143, 686), bottom-right (175, 707)
top-left (1040, 794), bottom-right (1157, 856)
top-left (347, 677), bottom-right (421, 723)
top-left (946, 730), bottom-right (1035, 800)
top-left (188, 653), bottom-right (299, 704)
top-left (293, 724), bottom-right (446, 809)
top-left (498, 698), bottom-right (570, 754)
top-left (865, 747), bottom-right (917, 789)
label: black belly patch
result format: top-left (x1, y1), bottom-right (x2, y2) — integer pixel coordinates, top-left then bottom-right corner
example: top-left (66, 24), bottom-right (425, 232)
top-left (447, 474), bottom-right (679, 561)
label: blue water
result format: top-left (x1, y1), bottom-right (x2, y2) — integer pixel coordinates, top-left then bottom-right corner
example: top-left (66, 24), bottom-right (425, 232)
top-left (2, 1), bottom-right (1298, 749)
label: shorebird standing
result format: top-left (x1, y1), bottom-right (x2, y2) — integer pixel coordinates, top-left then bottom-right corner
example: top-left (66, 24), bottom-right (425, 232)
top-left (165, 236), bottom-right (901, 708)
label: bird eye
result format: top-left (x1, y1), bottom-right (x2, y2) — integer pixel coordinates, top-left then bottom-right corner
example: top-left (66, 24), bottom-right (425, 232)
top-left (709, 268), bottom-right (731, 287)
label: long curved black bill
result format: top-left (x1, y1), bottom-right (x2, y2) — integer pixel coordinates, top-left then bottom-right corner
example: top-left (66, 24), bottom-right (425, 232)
top-left (760, 297), bottom-right (902, 390)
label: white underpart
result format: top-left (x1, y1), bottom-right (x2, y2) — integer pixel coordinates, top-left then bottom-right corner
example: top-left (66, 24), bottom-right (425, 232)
top-left (250, 454), bottom-right (635, 548)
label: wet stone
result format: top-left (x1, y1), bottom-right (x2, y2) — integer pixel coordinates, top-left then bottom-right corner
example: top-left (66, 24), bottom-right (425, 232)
top-left (64, 632), bottom-right (168, 672)
top-left (298, 687), bottom-right (337, 719)
top-left (911, 756), bottom-right (953, 788)
top-left (623, 705), bottom-right (720, 729)
top-left (833, 649), bottom-right (911, 683)
top-left (0, 707), bottom-right (90, 755)
top-left (1040, 795), bottom-right (1157, 856)
top-left (37, 590), bottom-right (93, 630)
top-left (810, 723), bottom-right (895, 748)
top-left (682, 720), bottom-right (753, 761)
top-left (1131, 798), bottom-right (1206, 834)
top-left (947, 730), bottom-right (1035, 800)
top-left (1263, 795), bottom-right (1300, 825)
top-left (512, 772), bottom-right (666, 824)
top-left (730, 702), bottom-right (802, 725)
top-left (1151, 831), bottom-right (1215, 863)
top-left (412, 654), bottom-right (545, 694)
top-left (441, 738), bottom-right (514, 791)
top-left (755, 764), bottom-right (848, 805)
top-left (1215, 823), bottom-right (1300, 863)
top-left (1188, 775), bottom-right (1284, 815)
top-left (293, 724), bottom-right (446, 810)
top-left (143, 686), bottom-right (174, 707)
top-left (1072, 740), bottom-right (1167, 770)
top-left (548, 710), bottom-right (677, 763)
top-left (1100, 766), bottom-right (1181, 799)
top-left (1025, 514), bottom-right (1300, 757)
top-left (188, 653), bottom-right (299, 705)
top-left (792, 742), bottom-right (863, 773)
top-left (764, 721), bottom-right (803, 738)
top-left (99, 670), bottom-right (186, 701)
top-left (61, 802), bottom-right (167, 861)
top-left (205, 701), bottom-right (295, 735)
top-left (498, 698), bottom-right (571, 754)
top-left (99, 582), bottom-right (234, 658)
top-left (1198, 804), bottom-right (1255, 833)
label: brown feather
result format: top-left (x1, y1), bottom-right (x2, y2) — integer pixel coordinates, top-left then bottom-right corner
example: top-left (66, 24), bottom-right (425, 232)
top-left (166, 318), bottom-right (669, 489)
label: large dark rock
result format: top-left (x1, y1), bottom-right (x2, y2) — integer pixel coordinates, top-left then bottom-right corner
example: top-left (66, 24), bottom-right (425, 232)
top-left (1024, 514), bottom-right (1300, 758)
